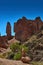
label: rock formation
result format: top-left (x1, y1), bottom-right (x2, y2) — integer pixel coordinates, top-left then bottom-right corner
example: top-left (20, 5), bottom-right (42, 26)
top-left (25, 31), bottom-right (43, 61)
top-left (0, 22), bottom-right (14, 48)
top-left (6, 22), bottom-right (11, 40)
top-left (0, 16), bottom-right (43, 48)
top-left (14, 17), bottom-right (43, 42)
top-left (0, 36), bottom-right (8, 48)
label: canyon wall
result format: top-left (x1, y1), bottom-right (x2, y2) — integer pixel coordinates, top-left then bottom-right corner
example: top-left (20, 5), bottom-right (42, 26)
top-left (14, 17), bottom-right (43, 42)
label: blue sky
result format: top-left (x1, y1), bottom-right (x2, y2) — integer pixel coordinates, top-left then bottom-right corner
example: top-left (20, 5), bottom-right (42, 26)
top-left (0, 0), bottom-right (43, 36)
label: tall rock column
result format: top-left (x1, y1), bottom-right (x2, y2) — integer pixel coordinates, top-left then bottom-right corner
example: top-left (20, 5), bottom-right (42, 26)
top-left (6, 22), bottom-right (11, 40)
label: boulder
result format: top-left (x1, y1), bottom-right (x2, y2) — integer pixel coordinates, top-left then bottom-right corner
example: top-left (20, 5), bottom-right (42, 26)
top-left (21, 56), bottom-right (31, 63)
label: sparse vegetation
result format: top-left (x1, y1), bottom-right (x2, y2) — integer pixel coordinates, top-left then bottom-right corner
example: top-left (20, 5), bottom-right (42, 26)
top-left (6, 52), bottom-right (14, 59)
top-left (10, 42), bottom-right (28, 60)
top-left (0, 53), bottom-right (7, 58)
top-left (31, 62), bottom-right (43, 65)
top-left (20, 44), bottom-right (28, 53)
top-left (0, 30), bottom-right (43, 65)
top-left (13, 51), bottom-right (21, 60)
top-left (10, 42), bottom-right (20, 52)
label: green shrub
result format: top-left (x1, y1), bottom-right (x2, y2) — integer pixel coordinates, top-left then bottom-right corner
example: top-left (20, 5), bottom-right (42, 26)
top-left (13, 52), bottom-right (22, 60)
top-left (10, 43), bottom-right (28, 60)
top-left (10, 42), bottom-right (28, 53)
top-left (0, 54), bottom-right (4, 58)
top-left (6, 52), bottom-right (14, 59)
top-left (10, 42), bottom-right (20, 52)
top-left (20, 44), bottom-right (28, 53)
top-left (0, 53), bottom-right (7, 58)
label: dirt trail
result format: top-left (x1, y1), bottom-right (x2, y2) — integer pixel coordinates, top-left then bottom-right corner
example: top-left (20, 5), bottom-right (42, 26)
top-left (0, 58), bottom-right (31, 65)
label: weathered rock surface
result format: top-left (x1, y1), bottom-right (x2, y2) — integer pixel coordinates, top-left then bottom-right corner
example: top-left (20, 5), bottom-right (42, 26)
top-left (0, 22), bottom-right (14, 48)
top-left (14, 17), bottom-right (43, 42)
top-left (26, 33), bottom-right (43, 61)
top-left (6, 22), bottom-right (13, 40)
top-left (21, 56), bottom-right (31, 63)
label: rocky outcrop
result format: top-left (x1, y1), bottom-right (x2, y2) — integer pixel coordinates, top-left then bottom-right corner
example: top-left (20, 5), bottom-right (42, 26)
top-left (14, 17), bottom-right (43, 42)
top-left (0, 22), bottom-right (14, 48)
top-left (0, 16), bottom-right (43, 48)
top-left (0, 36), bottom-right (8, 48)
top-left (6, 22), bottom-right (12, 40)
top-left (21, 56), bottom-right (31, 63)
top-left (26, 32), bottom-right (43, 61)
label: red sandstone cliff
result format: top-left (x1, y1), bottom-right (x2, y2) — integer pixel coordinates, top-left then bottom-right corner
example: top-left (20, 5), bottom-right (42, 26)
top-left (0, 17), bottom-right (43, 48)
top-left (14, 17), bottom-right (43, 42)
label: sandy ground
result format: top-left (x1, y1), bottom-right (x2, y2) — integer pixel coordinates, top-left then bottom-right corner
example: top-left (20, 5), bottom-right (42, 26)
top-left (0, 58), bottom-right (31, 65)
